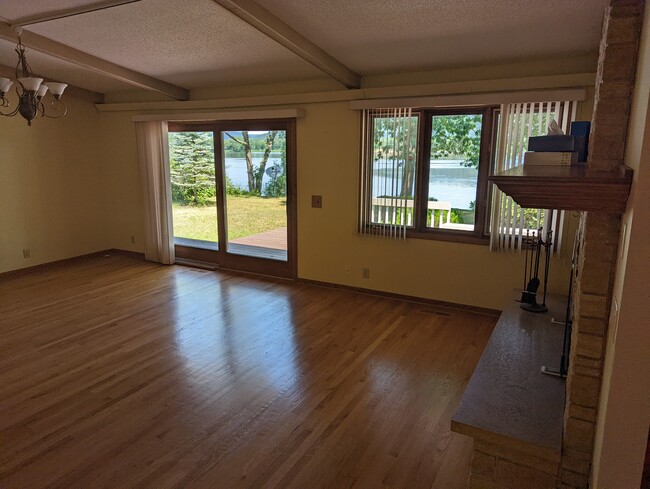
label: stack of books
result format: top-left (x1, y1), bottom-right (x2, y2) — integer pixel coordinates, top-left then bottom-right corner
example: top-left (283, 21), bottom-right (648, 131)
top-left (524, 134), bottom-right (580, 167)
top-left (524, 150), bottom-right (578, 166)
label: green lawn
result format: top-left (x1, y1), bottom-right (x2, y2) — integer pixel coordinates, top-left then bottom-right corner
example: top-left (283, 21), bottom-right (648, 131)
top-left (172, 195), bottom-right (287, 242)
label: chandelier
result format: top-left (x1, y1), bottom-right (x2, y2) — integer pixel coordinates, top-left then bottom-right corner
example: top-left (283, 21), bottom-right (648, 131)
top-left (0, 34), bottom-right (68, 126)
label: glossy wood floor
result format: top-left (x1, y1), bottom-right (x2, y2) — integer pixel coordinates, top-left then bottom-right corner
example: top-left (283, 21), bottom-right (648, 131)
top-left (0, 254), bottom-right (495, 489)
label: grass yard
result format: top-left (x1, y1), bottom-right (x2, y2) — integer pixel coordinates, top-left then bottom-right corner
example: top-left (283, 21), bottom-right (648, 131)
top-left (173, 195), bottom-right (287, 242)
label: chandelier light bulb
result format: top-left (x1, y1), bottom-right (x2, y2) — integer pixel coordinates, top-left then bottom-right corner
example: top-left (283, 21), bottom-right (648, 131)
top-left (36, 84), bottom-right (49, 99)
top-left (45, 82), bottom-right (67, 99)
top-left (0, 77), bottom-right (13, 95)
top-left (17, 77), bottom-right (43, 92)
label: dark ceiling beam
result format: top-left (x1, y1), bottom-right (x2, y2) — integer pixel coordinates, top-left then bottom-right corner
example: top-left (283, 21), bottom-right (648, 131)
top-left (0, 22), bottom-right (189, 100)
top-left (10, 0), bottom-right (143, 28)
top-left (212, 0), bottom-right (361, 89)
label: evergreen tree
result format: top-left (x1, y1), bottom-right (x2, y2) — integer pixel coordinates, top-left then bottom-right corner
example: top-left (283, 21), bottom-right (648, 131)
top-left (169, 132), bottom-right (216, 206)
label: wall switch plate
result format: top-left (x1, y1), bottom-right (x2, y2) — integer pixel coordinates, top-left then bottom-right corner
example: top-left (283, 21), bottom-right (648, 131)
top-left (362, 267), bottom-right (370, 279)
top-left (311, 195), bottom-right (322, 208)
top-left (22, 248), bottom-right (31, 259)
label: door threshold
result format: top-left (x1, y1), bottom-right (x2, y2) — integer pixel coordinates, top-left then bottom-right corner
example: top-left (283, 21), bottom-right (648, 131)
top-left (175, 258), bottom-right (217, 270)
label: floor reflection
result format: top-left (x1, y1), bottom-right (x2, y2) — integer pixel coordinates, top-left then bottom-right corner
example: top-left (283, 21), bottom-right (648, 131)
top-left (171, 271), bottom-right (299, 393)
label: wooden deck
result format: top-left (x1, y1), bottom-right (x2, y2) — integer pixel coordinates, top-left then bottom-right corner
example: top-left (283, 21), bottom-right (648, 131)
top-left (0, 254), bottom-right (495, 489)
top-left (229, 227), bottom-right (287, 250)
top-left (175, 227), bottom-right (288, 261)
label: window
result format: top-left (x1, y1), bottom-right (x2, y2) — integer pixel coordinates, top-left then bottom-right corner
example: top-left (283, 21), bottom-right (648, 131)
top-left (360, 101), bottom-right (579, 246)
top-left (490, 100), bottom-right (578, 253)
top-left (360, 106), bottom-right (496, 243)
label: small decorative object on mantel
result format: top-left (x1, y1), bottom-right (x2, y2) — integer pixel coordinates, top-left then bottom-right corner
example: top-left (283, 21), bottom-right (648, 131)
top-left (525, 119), bottom-right (581, 167)
top-left (519, 228), bottom-right (553, 313)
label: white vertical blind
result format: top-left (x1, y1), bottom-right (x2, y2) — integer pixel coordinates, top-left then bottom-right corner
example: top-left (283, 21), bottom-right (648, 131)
top-left (359, 108), bottom-right (416, 239)
top-left (490, 100), bottom-right (578, 254)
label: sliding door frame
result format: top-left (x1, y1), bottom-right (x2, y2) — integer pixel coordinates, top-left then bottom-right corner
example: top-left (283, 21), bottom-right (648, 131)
top-left (169, 118), bottom-right (297, 279)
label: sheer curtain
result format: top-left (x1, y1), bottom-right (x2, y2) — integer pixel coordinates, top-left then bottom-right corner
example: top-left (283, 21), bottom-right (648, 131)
top-left (490, 101), bottom-right (578, 254)
top-left (135, 121), bottom-right (175, 264)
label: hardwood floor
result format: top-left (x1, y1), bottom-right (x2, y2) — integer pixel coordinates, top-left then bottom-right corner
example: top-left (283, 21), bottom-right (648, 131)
top-left (0, 254), bottom-right (495, 489)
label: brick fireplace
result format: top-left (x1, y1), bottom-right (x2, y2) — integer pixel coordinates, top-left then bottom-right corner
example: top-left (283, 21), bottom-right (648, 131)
top-left (560, 1), bottom-right (644, 488)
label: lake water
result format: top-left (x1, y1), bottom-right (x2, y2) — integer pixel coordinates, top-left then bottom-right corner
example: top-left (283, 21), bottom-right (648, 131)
top-left (225, 152), bottom-right (284, 194)
top-left (373, 159), bottom-right (478, 209)
top-left (226, 154), bottom-right (478, 210)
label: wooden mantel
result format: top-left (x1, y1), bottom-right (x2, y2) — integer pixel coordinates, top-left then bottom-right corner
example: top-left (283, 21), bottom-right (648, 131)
top-left (489, 163), bottom-right (633, 213)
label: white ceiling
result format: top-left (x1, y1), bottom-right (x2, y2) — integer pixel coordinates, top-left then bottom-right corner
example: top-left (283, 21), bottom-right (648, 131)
top-left (0, 0), bottom-right (608, 96)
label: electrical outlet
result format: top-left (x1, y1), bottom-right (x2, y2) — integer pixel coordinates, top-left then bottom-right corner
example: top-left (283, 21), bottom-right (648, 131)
top-left (362, 267), bottom-right (370, 279)
top-left (345, 264), bottom-right (351, 275)
top-left (22, 248), bottom-right (31, 259)
top-left (311, 195), bottom-right (322, 208)
top-left (130, 235), bottom-right (136, 244)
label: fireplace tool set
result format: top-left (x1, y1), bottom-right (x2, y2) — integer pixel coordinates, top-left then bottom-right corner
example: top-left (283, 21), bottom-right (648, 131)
top-left (519, 228), bottom-right (553, 313)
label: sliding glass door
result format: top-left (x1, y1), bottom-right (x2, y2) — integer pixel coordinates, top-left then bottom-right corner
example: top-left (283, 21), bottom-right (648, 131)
top-left (168, 120), bottom-right (295, 278)
top-left (169, 131), bottom-right (219, 251)
top-left (221, 129), bottom-right (288, 261)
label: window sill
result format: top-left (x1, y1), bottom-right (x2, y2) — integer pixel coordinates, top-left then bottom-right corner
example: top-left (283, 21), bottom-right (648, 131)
top-left (406, 230), bottom-right (490, 245)
top-left (363, 226), bottom-right (490, 245)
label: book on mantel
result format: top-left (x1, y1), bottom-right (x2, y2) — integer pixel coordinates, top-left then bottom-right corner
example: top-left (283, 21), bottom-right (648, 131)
top-left (523, 151), bottom-right (578, 166)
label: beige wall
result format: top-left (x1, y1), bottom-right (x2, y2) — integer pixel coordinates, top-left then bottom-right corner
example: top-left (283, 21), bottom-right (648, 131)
top-left (296, 101), bottom-right (572, 310)
top-left (1, 59), bottom-right (592, 312)
top-left (98, 92), bottom-right (584, 310)
top-left (0, 94), bottom-right (107, 273)
top-left (97, 112), bottom-right (143, 253)
top-left (592, 5), bottom-right (650, 487)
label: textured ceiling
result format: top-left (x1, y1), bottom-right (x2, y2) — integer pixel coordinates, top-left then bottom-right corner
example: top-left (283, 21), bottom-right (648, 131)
top-left (0, 0), bottom-right (96, 22)
top-left (0, 38), bottom-right (133, 94)
top-left (22, 0), bottom-right (324, 89)
top-left (255, 0), bottom-right (609, 74)
top-left (0, 0), bottom-right (608, 96)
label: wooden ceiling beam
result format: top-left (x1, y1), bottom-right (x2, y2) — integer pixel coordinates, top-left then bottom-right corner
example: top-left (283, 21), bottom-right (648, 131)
top-left (10, 1), bottom-right (143, 28)
top-left (212, 0), bottom-right (361, 89)
top-left (0, 22), bottom-right (189, 100)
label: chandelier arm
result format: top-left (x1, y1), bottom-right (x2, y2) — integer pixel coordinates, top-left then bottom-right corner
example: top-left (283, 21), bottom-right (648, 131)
top-left (15, 36), bottom-right (33, 79)
top-left (42, 99), bottom-right (68, 119)
top-left (0, 104), bottom-right (20, 117)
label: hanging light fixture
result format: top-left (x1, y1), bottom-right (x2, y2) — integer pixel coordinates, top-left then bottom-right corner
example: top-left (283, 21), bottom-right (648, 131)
top-left (0, 31), bottom-right (68, 126)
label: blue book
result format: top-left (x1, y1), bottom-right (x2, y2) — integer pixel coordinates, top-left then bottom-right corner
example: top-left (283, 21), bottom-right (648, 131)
top-left (570, 121), bottom-right (591, 162)
top-left (528, 135), bottom-right (577, 152)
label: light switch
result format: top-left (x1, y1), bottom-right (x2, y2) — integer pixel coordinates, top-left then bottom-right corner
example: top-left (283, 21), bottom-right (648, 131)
top-left (312, 195), bottom-right (322, 208)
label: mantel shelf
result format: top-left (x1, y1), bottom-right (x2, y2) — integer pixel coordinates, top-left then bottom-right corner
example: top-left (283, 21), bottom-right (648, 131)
top-left (489, 164), bottom-right (633, 213)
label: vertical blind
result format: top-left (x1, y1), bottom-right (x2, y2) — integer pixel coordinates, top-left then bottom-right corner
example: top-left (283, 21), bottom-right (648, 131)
top-left (359, 108), bottom-right (417, 240)
top-left (490, 100), bottom-right (578, 254)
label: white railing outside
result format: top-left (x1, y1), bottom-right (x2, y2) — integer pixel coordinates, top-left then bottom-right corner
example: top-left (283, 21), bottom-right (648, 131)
top-left (370, 198), bottom-right (452, 228)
